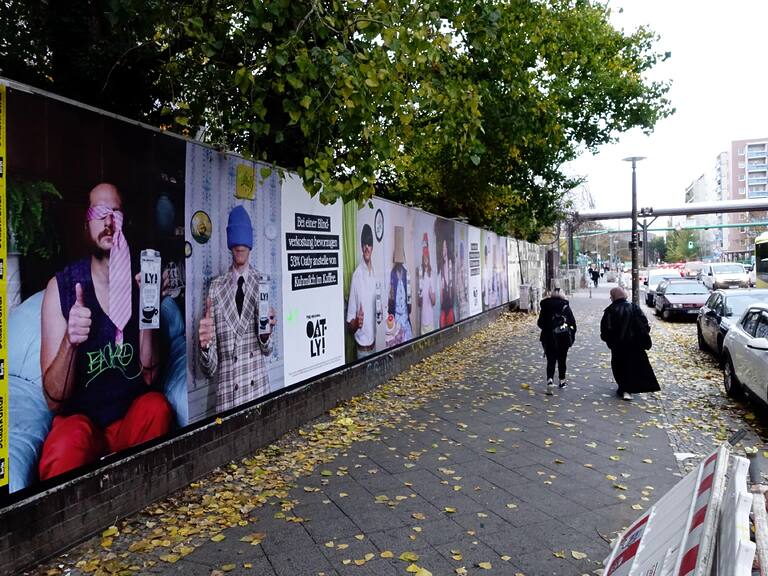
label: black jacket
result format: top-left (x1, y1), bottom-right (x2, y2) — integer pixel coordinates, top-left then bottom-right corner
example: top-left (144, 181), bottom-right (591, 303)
top-left (537, 296), bottom-right (577, 349)
top-left (600, 299), bottom-right (651, 351)
top-left (600, 298), bottom-right (659, 393)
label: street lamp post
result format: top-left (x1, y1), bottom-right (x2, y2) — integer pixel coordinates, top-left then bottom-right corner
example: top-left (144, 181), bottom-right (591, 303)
top-left (623, 156), bottom-right (646, 305)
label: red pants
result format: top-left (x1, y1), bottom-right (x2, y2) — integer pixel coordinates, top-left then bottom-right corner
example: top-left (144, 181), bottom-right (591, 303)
top-left (38, 391), bottom-right (173, 481)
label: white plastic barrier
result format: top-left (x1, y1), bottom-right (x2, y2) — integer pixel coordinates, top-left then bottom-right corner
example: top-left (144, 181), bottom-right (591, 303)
top-left (716, 455), bottom-right (755, 576)
top-left (604, 444), bottom-right (731, 576)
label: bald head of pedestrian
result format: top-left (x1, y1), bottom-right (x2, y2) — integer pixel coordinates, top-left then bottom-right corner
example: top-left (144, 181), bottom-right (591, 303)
top-left (610, 287), bottom-right (627, 302)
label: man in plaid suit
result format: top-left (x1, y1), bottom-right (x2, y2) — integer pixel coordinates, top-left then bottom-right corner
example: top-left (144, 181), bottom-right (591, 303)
top-left (198, 206), bottom-right (277, 411)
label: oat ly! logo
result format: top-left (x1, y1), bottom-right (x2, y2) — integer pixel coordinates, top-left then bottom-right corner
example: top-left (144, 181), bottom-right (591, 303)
top-left (306, 317), bottom-right (327, 357)
top-left (85, 342), bottom-right (141, 385)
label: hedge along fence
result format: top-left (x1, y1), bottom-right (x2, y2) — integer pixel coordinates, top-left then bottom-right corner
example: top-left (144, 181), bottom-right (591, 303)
top-left (0, 77), bottom-right (546, 574)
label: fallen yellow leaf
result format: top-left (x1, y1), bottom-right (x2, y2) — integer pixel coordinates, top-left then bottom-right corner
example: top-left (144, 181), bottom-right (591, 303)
top-left (571, 550), bottom-right (587, 560)
top-left (159, 554), bottom-right (180, 563)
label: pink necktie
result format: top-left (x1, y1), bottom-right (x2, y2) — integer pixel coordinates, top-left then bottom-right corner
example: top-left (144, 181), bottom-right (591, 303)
top-left (87, 205), bottom-right (132, 343)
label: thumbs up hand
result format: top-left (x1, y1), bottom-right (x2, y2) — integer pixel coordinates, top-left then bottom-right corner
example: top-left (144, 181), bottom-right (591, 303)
top-left (68, 282), bottom-right (92, 346)
top-left (199, 297), bottom-right (215, 350)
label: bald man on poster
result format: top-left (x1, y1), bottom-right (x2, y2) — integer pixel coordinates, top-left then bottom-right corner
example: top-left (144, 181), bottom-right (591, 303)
top-left (38, 182), bottom-right (172, 481)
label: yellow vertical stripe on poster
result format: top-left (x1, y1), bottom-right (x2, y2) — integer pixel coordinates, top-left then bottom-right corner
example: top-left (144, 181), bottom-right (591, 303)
top-left (0, 84), bottom-right (7, 490)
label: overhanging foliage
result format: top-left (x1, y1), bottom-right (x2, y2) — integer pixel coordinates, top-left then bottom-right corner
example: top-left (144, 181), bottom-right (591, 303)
top-left (0, 0), bottom-right (673, 238)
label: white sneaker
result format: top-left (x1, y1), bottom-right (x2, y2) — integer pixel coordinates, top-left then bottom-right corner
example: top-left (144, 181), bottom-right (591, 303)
top-left (559, 379), bottom-right (567, 389)
top-left (622, 392), bottom-right (632, 401)
top-left (546, 379), bottom-right (554, 395)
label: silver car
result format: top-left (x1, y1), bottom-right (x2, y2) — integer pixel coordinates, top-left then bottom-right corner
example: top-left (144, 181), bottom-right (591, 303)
top-left (722, 303), bottom-right (768, 401)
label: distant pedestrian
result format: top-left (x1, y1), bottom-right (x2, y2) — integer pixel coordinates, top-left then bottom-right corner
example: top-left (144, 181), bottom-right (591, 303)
top-left (599, 287), bottom-right (659, 401)
top-left (590, 267), bottom-right (600, 287)
top-left (537, 287), bottom-right (577, 395)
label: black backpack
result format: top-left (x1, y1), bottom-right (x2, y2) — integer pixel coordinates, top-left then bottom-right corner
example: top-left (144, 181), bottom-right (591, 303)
top-left (551, 307), bottom-right (573, 349)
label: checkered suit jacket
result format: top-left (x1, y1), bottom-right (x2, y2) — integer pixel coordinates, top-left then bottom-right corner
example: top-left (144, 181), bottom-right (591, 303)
top-left (199, 266), bottom-right (273, 411)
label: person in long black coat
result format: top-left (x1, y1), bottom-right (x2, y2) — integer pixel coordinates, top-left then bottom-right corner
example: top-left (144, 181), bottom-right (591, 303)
top-left (600, 287), bottom-right (660, 401)
top-left (537, 288), bottom-right (577, 395)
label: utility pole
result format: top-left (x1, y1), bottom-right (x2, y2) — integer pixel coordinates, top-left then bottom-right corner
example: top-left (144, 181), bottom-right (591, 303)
top-left (623, 156), bottom-right (646, 305)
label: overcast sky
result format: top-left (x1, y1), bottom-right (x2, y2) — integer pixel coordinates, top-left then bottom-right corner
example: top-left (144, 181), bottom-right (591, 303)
top-left (564, 0), bottom-right (768, 216)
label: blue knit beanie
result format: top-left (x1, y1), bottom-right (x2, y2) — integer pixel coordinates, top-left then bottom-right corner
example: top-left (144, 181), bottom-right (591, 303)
top-left (226, 205), bottom-right (253, 249)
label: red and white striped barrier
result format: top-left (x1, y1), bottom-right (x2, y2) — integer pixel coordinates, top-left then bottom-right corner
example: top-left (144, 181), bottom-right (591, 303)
top-left (604, 444), bottom-right (735, 576)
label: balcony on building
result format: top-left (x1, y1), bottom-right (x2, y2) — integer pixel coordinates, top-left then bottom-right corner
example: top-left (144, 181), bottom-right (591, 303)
top-left (748, 163), bottom-right (768, 171)
top-left (747, 149), bottom-right (768, 158)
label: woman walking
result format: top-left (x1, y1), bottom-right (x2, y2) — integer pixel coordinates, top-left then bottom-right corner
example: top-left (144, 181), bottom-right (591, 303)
top-left (600, 287), bottom-right (660, 401)
top-left (537, 287), bottom-right (577, 395)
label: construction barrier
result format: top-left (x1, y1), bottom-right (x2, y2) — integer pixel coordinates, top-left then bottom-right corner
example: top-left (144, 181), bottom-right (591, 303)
top-left (604, 443), bottom-right (758, 576)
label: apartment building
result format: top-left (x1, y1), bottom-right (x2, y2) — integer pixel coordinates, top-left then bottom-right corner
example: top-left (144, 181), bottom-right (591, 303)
top-left (723, 139), bottom-right (768, 260)
top-left (684, 173), bottom-right (722, 259)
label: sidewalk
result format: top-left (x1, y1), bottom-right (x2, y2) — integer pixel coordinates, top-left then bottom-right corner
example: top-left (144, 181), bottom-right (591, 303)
top-left (31, 285), bottom-right (685, 576)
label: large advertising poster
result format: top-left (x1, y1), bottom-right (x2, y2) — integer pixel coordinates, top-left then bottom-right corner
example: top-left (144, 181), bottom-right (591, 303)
top-left (468, 226), bottom-right (483, 316)
top-left (507, 238), bottom-right (521, 302)
top-left (0, 85), bottom-right (7, 499)
top-left (280, 175), bottom-right (344, 385)
top-left (481, 231), bottom-right (493, 310)
top-left (498, 235), bottom-right (510, 304)
top-left (454, 222), bottom-right (470, 320)
top-left (481, 231), bottom-right (509, 309)
top-left (411, 211), bottom-right (438, 337)
top-left (434, 216), bottom-right (456, 328)
top-left (385, 202), bottom-right (416, 346)
top-left (5, 87), bottom-right (187, 495)
top-left (185, 144), bottom-right (284, 423)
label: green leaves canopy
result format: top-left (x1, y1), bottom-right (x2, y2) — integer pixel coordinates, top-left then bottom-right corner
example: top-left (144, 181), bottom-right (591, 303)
top-left (666, 229), bottom-right (699, 262)
top-left (0, 0), bottom-right (672, 238)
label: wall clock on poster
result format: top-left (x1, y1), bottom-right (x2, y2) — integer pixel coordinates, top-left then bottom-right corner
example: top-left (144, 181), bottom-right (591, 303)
top-left (374, 208), bottom-right (384, 242)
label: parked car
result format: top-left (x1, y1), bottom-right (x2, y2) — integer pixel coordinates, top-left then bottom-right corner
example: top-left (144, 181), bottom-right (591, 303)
top-left (697, 289), bottom-right (768, 356)
top-left (642, 269), bottom-right (684, 307)
top-left (721, 303), bottom-right (768, 401)
top-left (654, 279), bottom-right (709, 320)
top-left (701, 262), bottom-right (750, 290)
top-left (683, 261), bottom-right (705, 279)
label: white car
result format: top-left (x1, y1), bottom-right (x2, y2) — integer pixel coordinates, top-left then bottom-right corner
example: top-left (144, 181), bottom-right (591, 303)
top-left (701, 262), bottom-right (750, 290)
top-left (642, 269), bottom-right (682, 307)
top-left (722, 303), bottom-right (768, 401)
